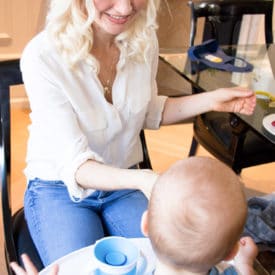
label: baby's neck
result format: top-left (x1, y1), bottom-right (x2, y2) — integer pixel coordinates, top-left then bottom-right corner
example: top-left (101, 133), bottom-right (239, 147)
top-left (154, 259), bottom-right (209, 275)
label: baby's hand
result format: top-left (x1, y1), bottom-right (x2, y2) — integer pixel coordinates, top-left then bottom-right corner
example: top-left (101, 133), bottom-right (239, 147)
top-left (10, 254), bottom-right (59, 275)
top-left (235, 236), bottom-right (258, 266)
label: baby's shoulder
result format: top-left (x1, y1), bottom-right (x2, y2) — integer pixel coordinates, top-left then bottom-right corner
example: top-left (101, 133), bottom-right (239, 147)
top-left (210, 261), bottom-right (240, 275)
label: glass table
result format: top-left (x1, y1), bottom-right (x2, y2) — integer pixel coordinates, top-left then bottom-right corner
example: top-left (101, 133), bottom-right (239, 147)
top-left (159, 44), bottom-right (275, 145)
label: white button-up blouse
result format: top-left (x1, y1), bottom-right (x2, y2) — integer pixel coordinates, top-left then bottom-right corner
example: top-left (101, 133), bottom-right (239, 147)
top-left (20, 31), bottom-right (167, 201)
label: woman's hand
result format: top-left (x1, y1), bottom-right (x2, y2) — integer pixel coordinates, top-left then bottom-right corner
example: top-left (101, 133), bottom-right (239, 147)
top-left (138, 170), bottom-right (159, 200)
top-left (210, 87), bottom-right (256, 115)
top-left (10, 254), bottom-right (59, 275)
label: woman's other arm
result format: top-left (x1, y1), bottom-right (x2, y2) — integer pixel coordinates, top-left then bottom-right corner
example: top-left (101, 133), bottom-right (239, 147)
top-left (161, 87), bottom-right (256, 125)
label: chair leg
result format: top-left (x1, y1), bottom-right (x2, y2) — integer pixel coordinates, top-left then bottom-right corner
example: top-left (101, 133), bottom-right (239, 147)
top-left (232, 166), bottom-right (242, 175)
top-left (188, 136), bottom-right (199, 156)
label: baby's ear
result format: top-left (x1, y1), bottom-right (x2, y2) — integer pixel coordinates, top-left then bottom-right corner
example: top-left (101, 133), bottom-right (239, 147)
top-left (140, 210), bottom-right (149, 236)
top-left (223, 243), bottom-right (239, 261)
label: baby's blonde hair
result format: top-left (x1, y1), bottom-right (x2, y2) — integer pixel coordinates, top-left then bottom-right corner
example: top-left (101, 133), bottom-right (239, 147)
top-left (148, 157), bottom-right (247, 273)
top-left (45, 0), bottom-right (160, 71)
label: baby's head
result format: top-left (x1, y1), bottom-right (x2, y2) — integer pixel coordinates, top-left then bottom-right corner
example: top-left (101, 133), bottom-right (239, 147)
top-left (144, 156), bottom-right (247, 273)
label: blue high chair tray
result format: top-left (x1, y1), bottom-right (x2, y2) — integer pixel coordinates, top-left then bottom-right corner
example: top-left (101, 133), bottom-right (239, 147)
top-left (188, 39), bottom-right (253, 73)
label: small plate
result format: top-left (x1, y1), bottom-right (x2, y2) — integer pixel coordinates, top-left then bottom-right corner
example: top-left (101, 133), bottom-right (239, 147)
top-left (262, 113), bottom-right (275, 135)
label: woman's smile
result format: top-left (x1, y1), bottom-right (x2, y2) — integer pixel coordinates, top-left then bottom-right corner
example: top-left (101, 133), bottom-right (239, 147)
top-left (104, 12), bottom-right (132, 25)
top-left (93, 0), bottom-right (147, 35)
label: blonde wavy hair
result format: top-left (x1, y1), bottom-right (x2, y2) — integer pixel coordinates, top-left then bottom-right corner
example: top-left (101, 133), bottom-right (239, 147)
top-left (45, 0), bottom-right (160, 71)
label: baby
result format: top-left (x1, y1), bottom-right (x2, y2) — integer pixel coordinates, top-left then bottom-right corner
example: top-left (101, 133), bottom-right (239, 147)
top-left (11, 156), bottom-right (257, 275)
top-left (141, 156), bottom-right (258, 275)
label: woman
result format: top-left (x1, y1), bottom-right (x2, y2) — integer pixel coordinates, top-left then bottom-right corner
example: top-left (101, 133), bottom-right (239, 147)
top-left (21, 0), bottom-right (256, 266)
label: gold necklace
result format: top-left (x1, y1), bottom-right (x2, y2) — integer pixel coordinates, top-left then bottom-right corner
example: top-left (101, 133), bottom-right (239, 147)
top-left (103, 79), bottom-right (112, 97)
top-left (101, 53), bottom-right (117, 102)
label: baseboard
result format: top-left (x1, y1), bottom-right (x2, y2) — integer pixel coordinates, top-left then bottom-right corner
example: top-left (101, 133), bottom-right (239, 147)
top-left (11, 97), bottom-right (30, 109)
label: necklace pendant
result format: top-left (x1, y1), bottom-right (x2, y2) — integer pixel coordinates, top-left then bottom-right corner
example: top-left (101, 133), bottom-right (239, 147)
top-left (104, 85), bottom-right (111, 96)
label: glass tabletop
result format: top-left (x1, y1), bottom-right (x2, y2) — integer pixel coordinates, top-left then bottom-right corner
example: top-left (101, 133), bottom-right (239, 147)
top-left (159, 44), bottom-right (275, 144)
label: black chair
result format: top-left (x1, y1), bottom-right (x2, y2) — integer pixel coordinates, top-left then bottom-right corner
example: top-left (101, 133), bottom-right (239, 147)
top-left (0, 59), bottom-right (44, 274)
top-left (188, 0), bottom-right (273, 47)
top-left (187, 0), bottom-right (275, 174)
top-left (0, 59), bottom-right (153, 273)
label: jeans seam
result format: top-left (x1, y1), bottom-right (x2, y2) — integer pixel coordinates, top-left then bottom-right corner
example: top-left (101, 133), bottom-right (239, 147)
top-left (103, 211), bottom-right (125, 236)
top-left (25, 189), bottom-right (50, 265)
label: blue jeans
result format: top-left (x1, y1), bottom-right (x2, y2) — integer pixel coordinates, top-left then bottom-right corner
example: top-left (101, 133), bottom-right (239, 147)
top-left (24, 178), bottom-right (148, 266)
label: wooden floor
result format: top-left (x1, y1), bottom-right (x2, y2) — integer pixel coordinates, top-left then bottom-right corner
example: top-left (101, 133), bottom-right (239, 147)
top-left (11, 106), bottom-right (275, 213)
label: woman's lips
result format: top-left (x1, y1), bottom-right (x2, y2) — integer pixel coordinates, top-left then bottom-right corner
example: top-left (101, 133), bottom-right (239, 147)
top-left (106, 13), bottom-right (131, 25)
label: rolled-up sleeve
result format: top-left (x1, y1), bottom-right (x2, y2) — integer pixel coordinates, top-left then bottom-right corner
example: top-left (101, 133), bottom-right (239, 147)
top-left (61, 151), bottom-right (103, 201)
